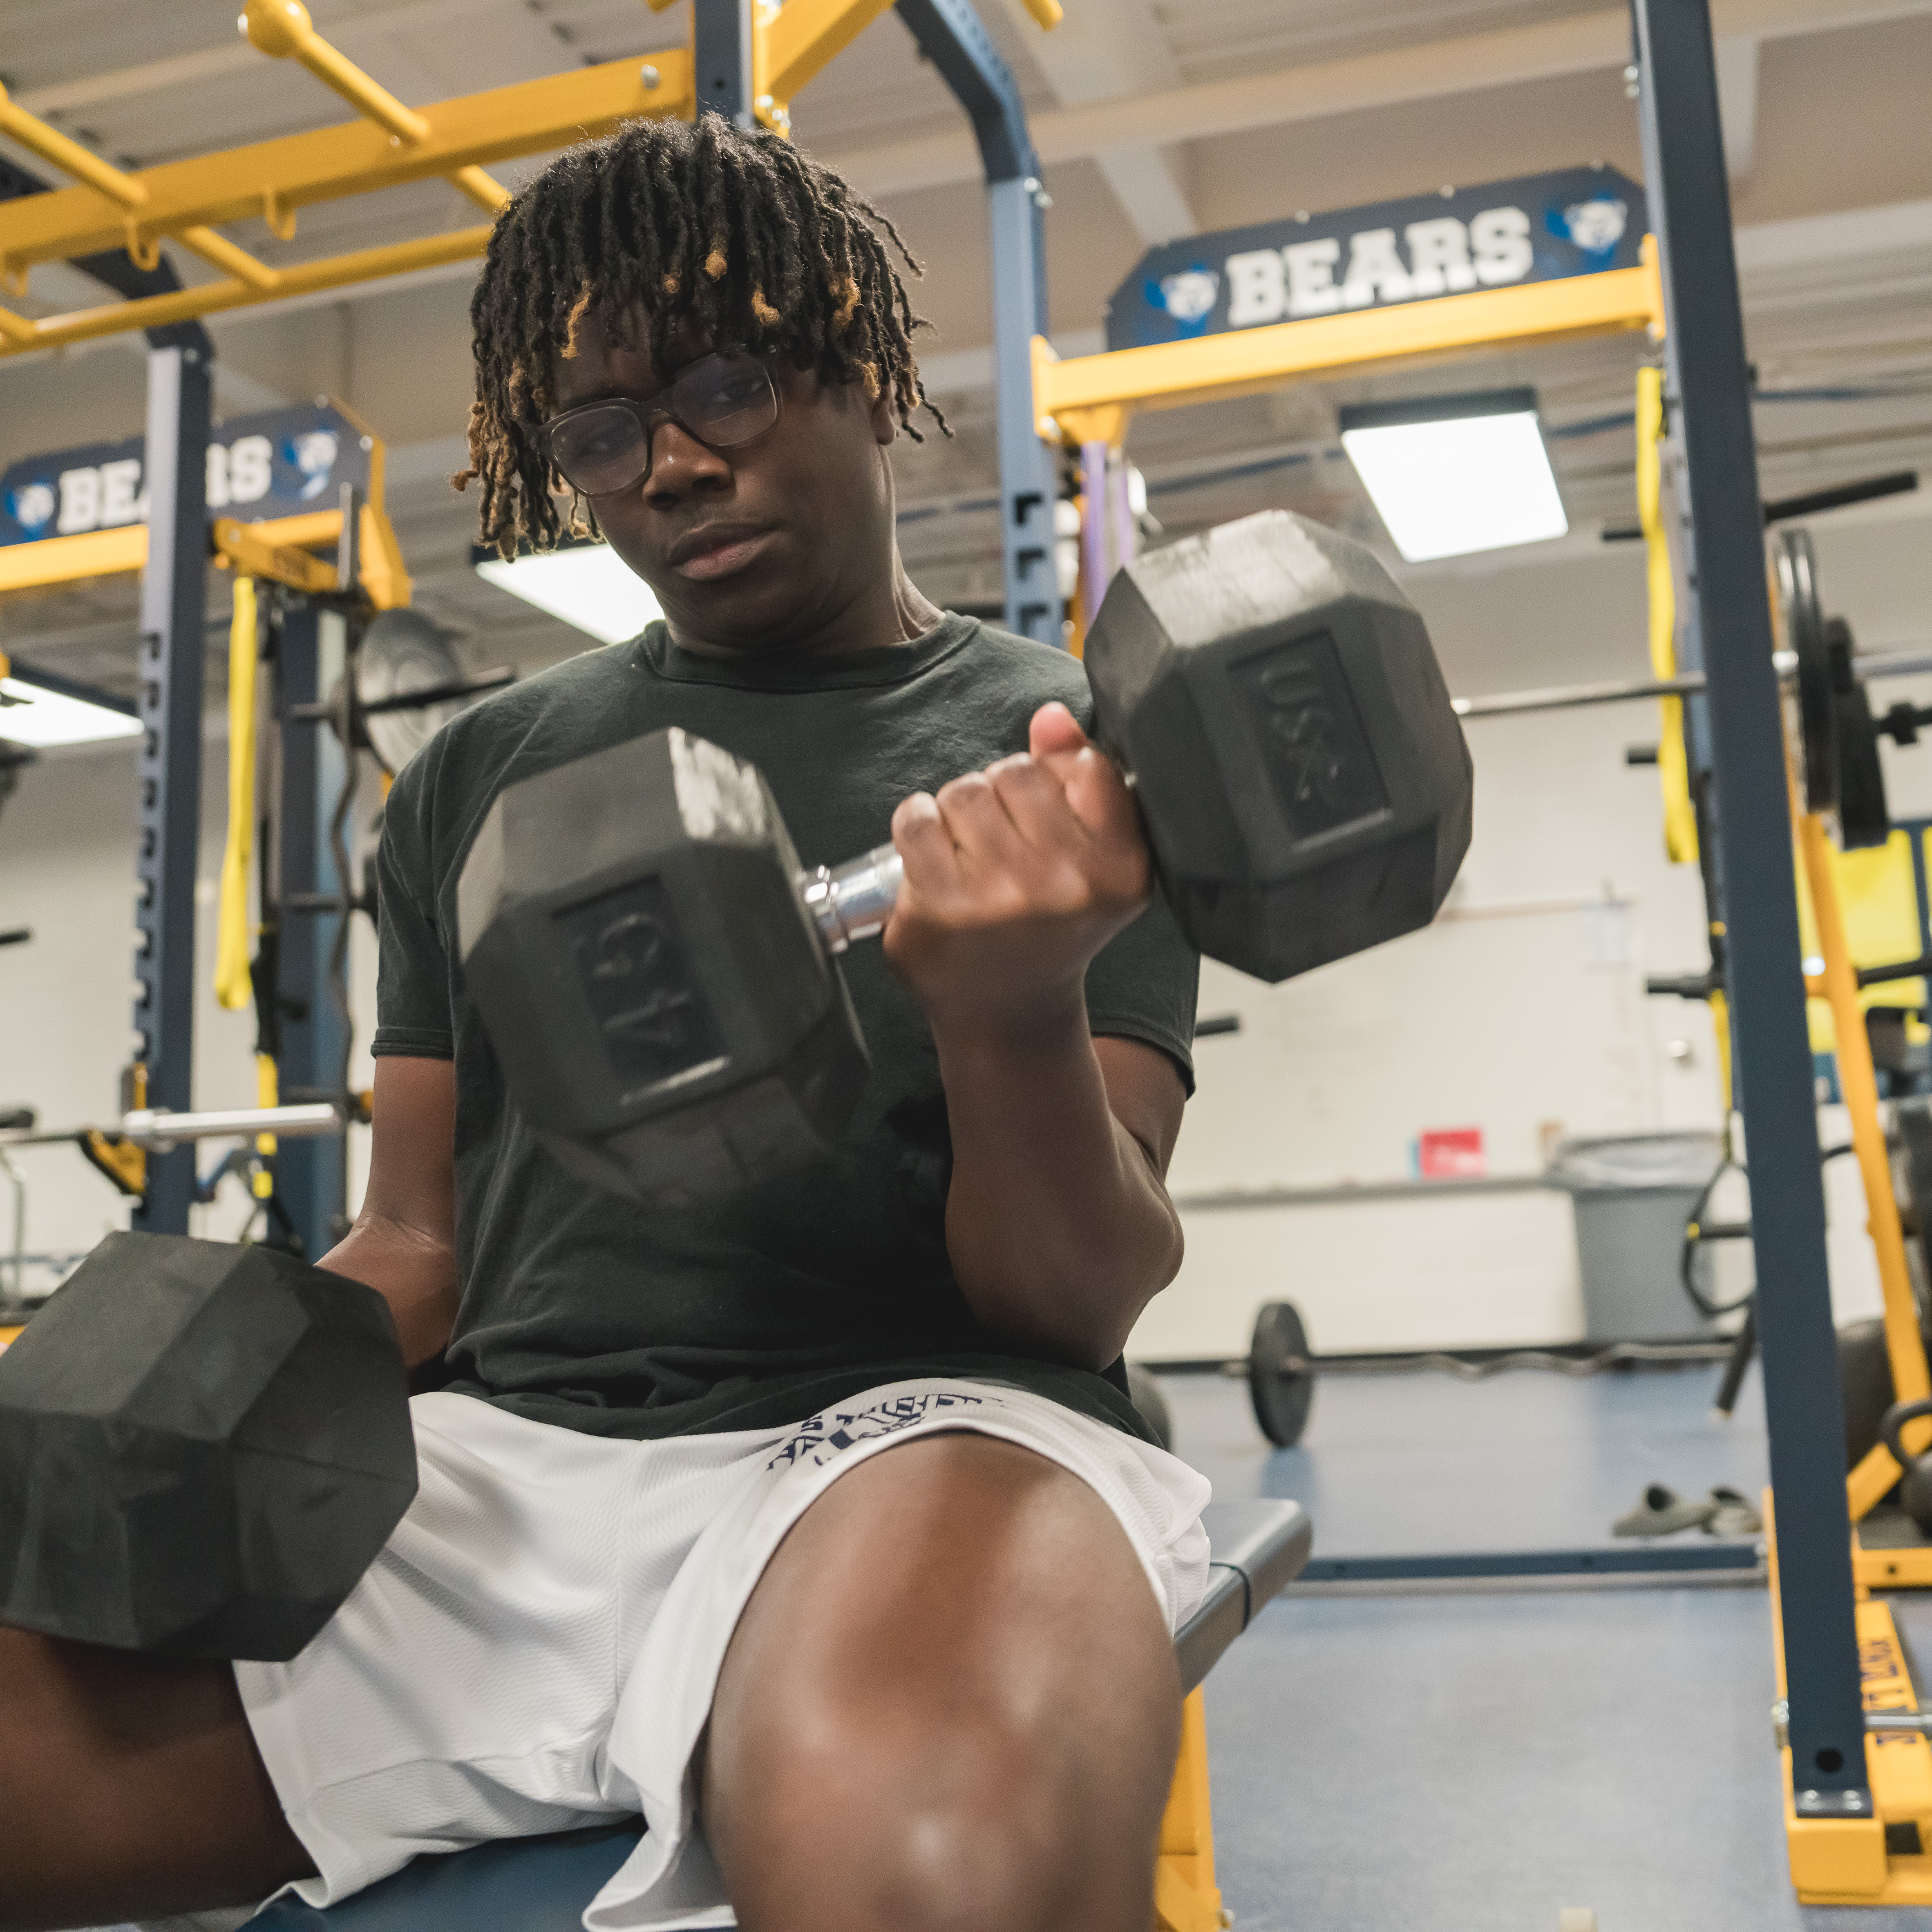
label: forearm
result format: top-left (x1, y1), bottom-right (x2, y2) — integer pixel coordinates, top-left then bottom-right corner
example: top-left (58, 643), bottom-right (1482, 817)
top-left (319, 1211), bottom-right (459, 1368)
top-left (936, 994), bottom-right (1184, 1370)
top-left (318, 1055), bottom-right (461, 1368)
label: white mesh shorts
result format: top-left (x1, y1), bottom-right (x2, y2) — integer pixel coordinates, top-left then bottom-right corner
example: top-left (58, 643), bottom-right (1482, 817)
top-left (234, 1379), bottom-right (1211, 1930)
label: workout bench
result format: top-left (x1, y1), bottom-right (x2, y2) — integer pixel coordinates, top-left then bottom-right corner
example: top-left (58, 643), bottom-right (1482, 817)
top-left (243, 1497), bottom-right (1311, 1932)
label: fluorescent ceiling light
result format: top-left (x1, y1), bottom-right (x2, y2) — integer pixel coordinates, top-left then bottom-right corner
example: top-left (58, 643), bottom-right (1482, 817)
top-left (1340, 388), bottom-right (1568, 564)
top-left (473, 542), bottom-right (663, 646)
top-left (0, 672), bottom-right (141, 748)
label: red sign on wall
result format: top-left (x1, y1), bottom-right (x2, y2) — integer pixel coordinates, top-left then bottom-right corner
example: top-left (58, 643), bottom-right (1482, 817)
top-left (1417, 1128), bottom-right (1486, 1179)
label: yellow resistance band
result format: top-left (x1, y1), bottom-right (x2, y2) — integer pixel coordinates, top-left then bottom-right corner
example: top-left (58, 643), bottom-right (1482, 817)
top-left (1636, 366), bottom-right (1698, 865)
top-left (215, 576), bottom-right (258, 1011)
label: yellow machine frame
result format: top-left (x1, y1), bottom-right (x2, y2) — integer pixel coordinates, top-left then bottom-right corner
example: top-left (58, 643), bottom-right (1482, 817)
top-left (0, 504), bottom-right (406, 607)
top-left (0, 421), bottom-right (411, 611)
top-left (1032, 240), bottom-right (1665, 452)
top-left (1761, 629), bottom-right (1932, 1900)
top-left (1155, 1689), bottom-right (1226, 1932)
top-left (0, 0), bottom-right (1058, 355)
top-left (1029, 234), bottom-right (1666, 679)
top-left (1797, 811), bottom-right (1932, 1556)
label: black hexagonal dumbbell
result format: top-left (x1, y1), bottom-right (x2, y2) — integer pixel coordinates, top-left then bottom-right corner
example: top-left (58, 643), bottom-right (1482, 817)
top-left (0, 1232), bottom-right (415, 1661)
top-left (458, 509), bottom-right (1473, 1202)
top-left (1088, 507), bottom-right (1470, 979)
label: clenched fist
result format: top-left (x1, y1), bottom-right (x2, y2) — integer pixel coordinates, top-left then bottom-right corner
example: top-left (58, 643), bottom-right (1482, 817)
top-left (883, 701), bottom-right (1152, 1037)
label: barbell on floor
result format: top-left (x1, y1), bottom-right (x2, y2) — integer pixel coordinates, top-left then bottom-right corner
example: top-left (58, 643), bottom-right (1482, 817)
top-left (1124, 1303), bottom-right (1318, 1453)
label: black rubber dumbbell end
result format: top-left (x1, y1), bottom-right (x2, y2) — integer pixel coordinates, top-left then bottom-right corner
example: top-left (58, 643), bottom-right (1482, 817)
top-left (0, 1233), bottom-right (416, 1661)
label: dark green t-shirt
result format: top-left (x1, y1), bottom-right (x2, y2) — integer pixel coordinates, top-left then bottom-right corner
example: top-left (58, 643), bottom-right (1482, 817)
top-left (373, 612), bottom-right (1200, 1441)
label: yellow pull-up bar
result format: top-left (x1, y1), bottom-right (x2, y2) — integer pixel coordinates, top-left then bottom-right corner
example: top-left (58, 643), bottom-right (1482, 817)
top-left (0, 0), bottom-right (1065, 353)
top-left (240, 0), bottom-right (510, 214)
top-left (0, 80), bottom-right (280, 288)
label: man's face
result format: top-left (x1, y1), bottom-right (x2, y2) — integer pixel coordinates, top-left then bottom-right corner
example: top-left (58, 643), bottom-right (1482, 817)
top-left (546, 308), bottom-right (900, 654)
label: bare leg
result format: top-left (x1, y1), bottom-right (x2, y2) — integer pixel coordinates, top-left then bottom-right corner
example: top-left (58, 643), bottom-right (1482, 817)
top-left (703, 1433), bottom-right (1182, 1932)
top-left (0, 1627), bottom-right (313, 1932)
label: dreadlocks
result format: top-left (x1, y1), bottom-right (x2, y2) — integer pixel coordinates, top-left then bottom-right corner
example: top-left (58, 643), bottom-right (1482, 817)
top-left (457, 115), bottom-right (949, 558)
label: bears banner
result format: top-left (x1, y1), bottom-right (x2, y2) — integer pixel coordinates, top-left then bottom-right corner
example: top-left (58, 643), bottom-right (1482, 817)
top-left (0, 401), bottom-right (371, 547)
top-left (1104, 166), bottom-right (1648, 354)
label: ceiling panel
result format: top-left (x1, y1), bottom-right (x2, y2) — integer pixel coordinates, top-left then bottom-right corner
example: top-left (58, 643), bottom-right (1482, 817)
top-left (1151, 0), bottom-right (1613, 84)
top-left (1736, 14), bottom-right (1932, 223)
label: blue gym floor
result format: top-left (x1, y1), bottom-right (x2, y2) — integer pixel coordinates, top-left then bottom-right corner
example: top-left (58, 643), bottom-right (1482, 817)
top-left (1156, 1359), bottom-right (1932, 1932)
top-left (1160, 1355), bottom-right (1774, 1555)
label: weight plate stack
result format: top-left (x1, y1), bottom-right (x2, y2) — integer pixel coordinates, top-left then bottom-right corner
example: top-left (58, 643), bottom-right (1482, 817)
top-left (1249, 1300), bottom-right (1316, 1448)
top-left (357, 609), bottom-right (474, 779)
top-left (1778, 529), bottom-right (1838, 819)
top-left (1830, 618), bottom-right (1892, 849)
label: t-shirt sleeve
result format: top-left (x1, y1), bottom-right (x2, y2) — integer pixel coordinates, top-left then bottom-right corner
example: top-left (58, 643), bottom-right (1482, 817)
top-left (1084, 883), bottom-right (1200, 1096)
top-left (371, 748), bottom-right (455, 1061)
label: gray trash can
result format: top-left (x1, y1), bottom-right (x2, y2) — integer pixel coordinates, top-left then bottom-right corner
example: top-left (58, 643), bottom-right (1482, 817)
top-left (1546, 1132), bottom-right (1725, 1341)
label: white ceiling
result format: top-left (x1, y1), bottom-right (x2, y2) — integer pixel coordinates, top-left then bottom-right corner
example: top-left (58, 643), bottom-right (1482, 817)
top-left (1, 0), bottom-right (1929, 694)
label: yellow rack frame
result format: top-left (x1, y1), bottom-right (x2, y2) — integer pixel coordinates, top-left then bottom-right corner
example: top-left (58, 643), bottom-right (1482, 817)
top-left (0, 0), bottom-right (1067, 355)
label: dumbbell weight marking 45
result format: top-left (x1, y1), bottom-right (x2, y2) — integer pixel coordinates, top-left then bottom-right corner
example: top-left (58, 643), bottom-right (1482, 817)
top-left (459, 511), bottom-right (1474, 1204)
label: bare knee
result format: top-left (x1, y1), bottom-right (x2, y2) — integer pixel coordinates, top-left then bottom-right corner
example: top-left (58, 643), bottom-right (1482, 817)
top-left (704, 1436), bottom-right (1183, 1932)
top-left (712, 1683), bottom-right (1172, 1932)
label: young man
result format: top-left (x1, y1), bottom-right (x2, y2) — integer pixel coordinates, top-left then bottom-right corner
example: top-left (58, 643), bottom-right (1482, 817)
top-left (0, 117), bottom-right (1206, 1932)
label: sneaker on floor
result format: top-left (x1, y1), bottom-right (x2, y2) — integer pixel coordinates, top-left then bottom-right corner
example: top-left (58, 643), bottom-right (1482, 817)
top-left (1705, 1484), bottom-right (1764, 1537)
top-left (1612, 1482), bottom-right (1716, 1537)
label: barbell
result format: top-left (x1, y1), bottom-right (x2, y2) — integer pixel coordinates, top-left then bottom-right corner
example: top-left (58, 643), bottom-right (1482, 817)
top-left (1452, 529), bottom-right (1929, 851)
top-left (1124, 1302), bottom-right (1317, 1454)
top-left (0, 1103), bottom-right (348, 1152)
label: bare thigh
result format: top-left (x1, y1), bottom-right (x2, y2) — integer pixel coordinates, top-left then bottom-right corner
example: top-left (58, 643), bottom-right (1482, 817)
top-left (702, 1431), bottom-right (1182, 1932)
top-left (0, 1626), bottom-right (312, 1932)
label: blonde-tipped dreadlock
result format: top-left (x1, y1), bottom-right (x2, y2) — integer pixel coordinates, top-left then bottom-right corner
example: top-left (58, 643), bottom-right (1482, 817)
top-left (456, 115), bottom-right (948, 559)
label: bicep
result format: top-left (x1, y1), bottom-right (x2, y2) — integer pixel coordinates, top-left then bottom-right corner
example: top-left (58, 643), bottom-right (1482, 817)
top-left (1092, 1034), bottom-right (1187, 1179)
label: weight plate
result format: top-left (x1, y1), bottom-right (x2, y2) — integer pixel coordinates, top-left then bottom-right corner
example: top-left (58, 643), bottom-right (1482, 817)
top-left (357, 609), bottom-right (471, 778)
top-left (1248, 1300), bottom-right (1316, 1448)
top-left (1777, 529), bottom-right (1837, 816)
top-left (1837, 1318), bottom-right (1895, 1473)
top-left (1836, 695), bottom-right (1891, 849)
top-left (1830, 620), bottom-right (1891, 849)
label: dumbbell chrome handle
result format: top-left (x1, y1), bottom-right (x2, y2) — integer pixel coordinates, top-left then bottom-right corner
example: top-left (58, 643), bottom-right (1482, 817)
top-left (800, 843), bottom-right (904, 954)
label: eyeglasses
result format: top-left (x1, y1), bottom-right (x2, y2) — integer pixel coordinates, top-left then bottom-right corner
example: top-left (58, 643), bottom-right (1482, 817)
top-left (539, 352), bottom-right (780, 497)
